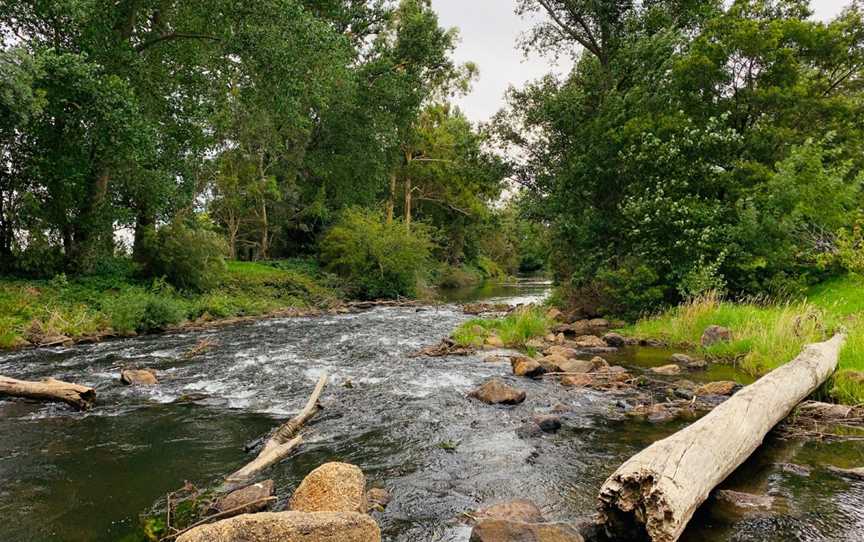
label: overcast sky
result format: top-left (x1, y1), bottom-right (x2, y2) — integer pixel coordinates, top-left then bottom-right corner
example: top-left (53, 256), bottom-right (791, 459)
top-left (431, 0), bottom-right (855, 124)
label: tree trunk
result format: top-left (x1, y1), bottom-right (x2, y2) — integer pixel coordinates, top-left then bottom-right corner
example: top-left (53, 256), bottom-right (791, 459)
top-left (0, 376), bottom-right (96, 410)
top-left (226, 373), bottom-right (328, 484)
top-left (597, 334), bottom-right (845, 542)
top-left (259, 197), bottom-right (269, 260)
top-left (404, 177), bottom-right (412, 231)
top-left (132, 209), bottom-right (154, 263)
top-left (386, 172), bottom-right (397, 223)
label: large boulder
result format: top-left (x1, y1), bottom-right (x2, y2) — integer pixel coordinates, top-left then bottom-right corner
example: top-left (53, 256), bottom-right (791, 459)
top-left (120, 368), bottom-right (157, 385)
top-left (511, 357), bottom-right (545, 378)
top-left (215, 480), bottom-right (274, 514)
top-left (290, 462), bottom-right (367, 514)
top-left (470, 519), bottom-right (584, 542)
top-left (701, 325), bottom-right (732, 347)
top-left (474, 499), bottom-right (545, 523)
top-left (469, 379), bottom-right (526, 405)
top-left (175, 511), bottom-right (380, 542)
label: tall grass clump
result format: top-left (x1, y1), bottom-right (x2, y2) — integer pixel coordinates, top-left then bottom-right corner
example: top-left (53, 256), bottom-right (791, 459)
top-left (453, 306), bottom-right (551, 348)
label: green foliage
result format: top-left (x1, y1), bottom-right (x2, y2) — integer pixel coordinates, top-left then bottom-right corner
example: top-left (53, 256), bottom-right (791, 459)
top-left (834, 213), bottom-right (864, 276)
top-left (321, 208), bottom-right (433, 299)
top-left (140, 222), bottom-right (227, 293)
top-left (452, 307), bottom-right (552, 348)
top-left (500, 0), bottom-right (864, 315)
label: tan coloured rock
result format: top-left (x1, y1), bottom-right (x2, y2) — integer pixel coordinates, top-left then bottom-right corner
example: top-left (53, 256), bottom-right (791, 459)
top-left (560, 374), bottom-right (594, 388)
top-left (175, 511), bottom-right (381, 542)
top-left (573, 335), bottom-right (607, 348)
top-left (290, 462), bottom-right (367, 514)
top-left (544, 346), bottom-right (579, 359)
top-left (697, 381), bottom-right (738, 396)
top-left (557, 359), bottom-right (594, 374)
top-left (484, 335), bottom-right (505, 348)
top-left (120, 368), bottom-right (158, 385)
top-left (468, 379), bottom-right (526, 405)
top-left (511, 357), bottom-right (545, 378)
top-left (651, 364), bottom-right (682, 376)
top-left (470, 519), bottom-right (584, 542)
top-left (590, 356), bottom-right (609, 371)
top-left (475, 499), bottom-right (545, 523)
top-left (215, 480), bottom-right (274, 514)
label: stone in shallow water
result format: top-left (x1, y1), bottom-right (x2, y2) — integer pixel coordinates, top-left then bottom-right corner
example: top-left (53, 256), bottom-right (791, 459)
top-left (511, 357), bottom-right (545, 378)
top-left (468, 379), bottom-right (526, 405)
top-left (290, 462), bottom-right (367, 514)
top-left (651, 364), bottom-right (681, 376)
top-left (215, 479), bottom-right (274, 514)
top-left (474, 499), bottom-right (545, 523)
top-left (175, 511), bottom-right (380, 542)
top-left (470, 519), bottom-right (584, 542)
top-left (697, 381), bottom-right (738, 396)
top-left (532, 414), bottom-right (563, 433)
top-left (120, 368), bottom-right (157, 385)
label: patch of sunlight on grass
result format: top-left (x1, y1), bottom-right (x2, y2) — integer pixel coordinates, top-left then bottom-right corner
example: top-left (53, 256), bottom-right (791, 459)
top-left (452, 307), bottom-right (552, 348)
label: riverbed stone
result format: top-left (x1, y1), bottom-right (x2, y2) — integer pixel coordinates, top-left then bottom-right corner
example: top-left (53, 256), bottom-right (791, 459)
top-left (470, 519), bottom-right (584, 542)
top-left (544, 345), bottom-right (579, 359)
top-left (215, 480), bottom-right (274, 514)
top-left (590, 356), bottom-right (609, 371)
top-left (290, 462), bottom-right (367, 514)
top-left (511, 357), bottom-right (545, 378)
top-left (711, 490), bottom-right (777, 522)
top-left (560, 374), bottom-right (593, 388)
top-left (475, 500), bottom-right (545, 523)
top-left (697, 381), bottom-right (738, 396)
top-left (573, 335), bottom-right (607, 348)
top-left (651, 364), bottom-right (681, 376)
top-left (532, 414), bottom-right (563, 433)
top-left (602, 333), bottom-right (626, 347)
top-left (539, 354), bottom-right (568, 372)
top-left (485, 335), bottom-right (505, 348)
top-left (469, 379), bottom-right (526, 405)
top-left (366, 488), bottom-right (391, 511)
top-left (175, 511), bottom-right (380, 542)
top-left (120, 368), bottom-right (157, 385)
top-left (557, 359), bottom-right (594, 374)
top-left (702, 325), bottom-right (732, 347)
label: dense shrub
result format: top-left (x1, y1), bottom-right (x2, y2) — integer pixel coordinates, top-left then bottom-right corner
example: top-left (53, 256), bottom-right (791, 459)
top-left (139, 221), bottom-right (227, 292)
top-left (320, 208), bottom-right (433, 299)
top-left (102, 288), bottom-right (187, 333)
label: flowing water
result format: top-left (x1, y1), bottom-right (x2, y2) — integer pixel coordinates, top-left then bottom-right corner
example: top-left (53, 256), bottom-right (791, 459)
top-left (0, 280), bottom-right (862, 542)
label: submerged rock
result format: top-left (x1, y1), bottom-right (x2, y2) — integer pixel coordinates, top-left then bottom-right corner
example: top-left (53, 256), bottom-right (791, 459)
top-left (711, 490), bottom-right (778, 522)
top-left (468, 379), bottom-right (526, 405)
top-left (215, 480), bottom-right (274, 515)
top-left (474, 500), bottom-right (545, 523)
top-left (120, 368), bottom-right (158, 386)
top-left (702, 325), bottom-right (732, 347)
top-left (290, 462), bottom-right (367, 514)
top-left (470, 519), bottom-right (584, 542)
top-left (531, 414), bottom-right (563, 433)
top-left (175, 511), bottom-right (380, 542)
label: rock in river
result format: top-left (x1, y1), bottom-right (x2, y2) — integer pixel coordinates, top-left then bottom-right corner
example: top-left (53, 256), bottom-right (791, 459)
top-left (651, 364), bottom-right (681, 376)
top-left (697, 381), bottom-right (738, 396)
top-left (511, 357), bottom-right (545, 378)
top-left (470, 519), bottom-right (584, 542)
top-left (573, 335), bottom-right (607, 348)
top-left (176, 511), bottom-right (380, 542)
top-left (120, 368), bottom-right (157, 385)
top-left (290, 462), bottom-right (367, 514)
top-left (474, 499), bottom-right (545, 523)
top-left (602, 332), bottom-right (627, 347)
top-left (469, 379), bottom-right (526, 405)
top-left (215, 479), bottom-right (274, 514)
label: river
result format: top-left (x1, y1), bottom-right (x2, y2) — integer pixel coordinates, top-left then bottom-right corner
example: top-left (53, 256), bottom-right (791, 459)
top-left (0, 280), bottom-right (862, 541)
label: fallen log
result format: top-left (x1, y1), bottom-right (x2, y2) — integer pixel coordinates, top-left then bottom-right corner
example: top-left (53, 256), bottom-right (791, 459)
top-left (226, 373), bottom-right (328, 483)
top-left (0, 375), bottom-right (96, 410)
top-left (596, 334), bottom-right (845, 542)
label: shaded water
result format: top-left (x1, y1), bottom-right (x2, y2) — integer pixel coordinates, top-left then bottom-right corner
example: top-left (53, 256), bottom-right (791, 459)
top-left (0, 281), bottom-right (862, 541)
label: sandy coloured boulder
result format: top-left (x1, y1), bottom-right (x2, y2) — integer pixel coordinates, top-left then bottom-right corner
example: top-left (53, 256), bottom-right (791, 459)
top-left (290, 462), bottom-right (367, 513)
top-left (511, 357), bottom-right (545, 378)
top-left (470, 519), bottom-right (584, 542)
top-left (175, 511), bottom-right (380, 542)
top-left (484, 335), bottom-right (505, 348)
top-left (468, 379), bottom-right (526, 405)
top-left (556, 359), bottom-right (594, 374)
top-left (560, 374), bottom-right (593, 388)
top-left (215, 480), bottom-right (274, 514)
top-left (544, 346), bottom-right (579, 359)
top-left (696, 381), bottom-right (738, 396)
top-left (701, 325), bottom-right (732, 347)
top-left (539, 354), bottom-right (568, 372)
top-left (475, 500), bottom-right (545, 523)
top-left (120, 368), bottom-right (158, 385)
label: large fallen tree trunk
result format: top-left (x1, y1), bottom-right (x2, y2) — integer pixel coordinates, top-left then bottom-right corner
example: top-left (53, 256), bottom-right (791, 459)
top-left (597, 334), bottom-right (845, 542)
top-left (0, 375), bottom-right (96, 410)
top-left (226, 373), bottom-right (328, 484)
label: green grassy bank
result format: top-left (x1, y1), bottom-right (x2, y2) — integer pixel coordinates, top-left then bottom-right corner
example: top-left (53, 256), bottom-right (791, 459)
top-left (0, 259), bottom-right (341, 349)
top-left (625, 275), bottom-right (864, 404)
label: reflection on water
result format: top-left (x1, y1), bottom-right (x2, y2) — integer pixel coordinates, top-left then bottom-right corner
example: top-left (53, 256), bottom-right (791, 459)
top-left (437, 277), bottom-right (552, 306)
top-left (0, 282), bottom-right (861, 542)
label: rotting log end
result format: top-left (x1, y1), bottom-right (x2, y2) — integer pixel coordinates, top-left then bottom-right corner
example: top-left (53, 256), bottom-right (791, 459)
top-left (597, 472), bottom-right (676, 542)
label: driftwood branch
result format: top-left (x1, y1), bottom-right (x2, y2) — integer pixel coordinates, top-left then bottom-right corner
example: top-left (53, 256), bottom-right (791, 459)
top-left (0, 375), bottom-right (96, 410)
top-left (597, 334), bottom-right (845, 542)
top-left (226, 373), bottom-right (328, 483)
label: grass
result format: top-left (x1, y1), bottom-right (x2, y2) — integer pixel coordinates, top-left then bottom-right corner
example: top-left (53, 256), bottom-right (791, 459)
top-left (0, 259), bottom-right (342, 348)
top-left (452, 306), bottom-right (552, 350)
top-left (624, 275), bottom-right (864, 404)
